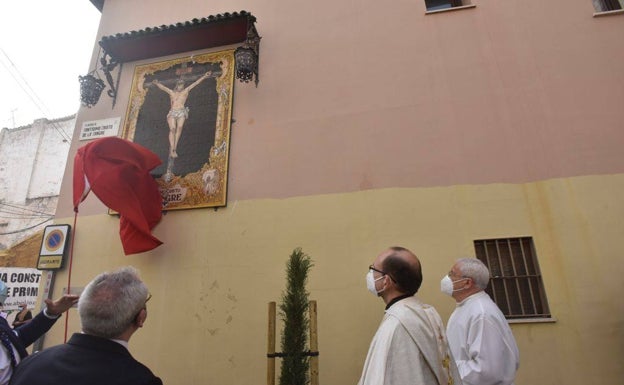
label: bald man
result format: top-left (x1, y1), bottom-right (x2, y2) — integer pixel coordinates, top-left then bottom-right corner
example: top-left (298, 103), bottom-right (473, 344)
top-left (358, 246), bottom-right (461, 385)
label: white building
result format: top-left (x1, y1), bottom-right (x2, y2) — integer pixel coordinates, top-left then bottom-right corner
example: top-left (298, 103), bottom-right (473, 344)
top-left (0, 115), bottom-right (74, 249)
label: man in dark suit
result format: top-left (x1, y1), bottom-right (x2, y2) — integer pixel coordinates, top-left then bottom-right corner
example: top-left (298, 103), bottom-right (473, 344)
top-left (11, 304), bottom-right (32, 328)
top-left (0, 281), bottom-right (78, 385)
top-left (9, 266), bottom-right (162, 385)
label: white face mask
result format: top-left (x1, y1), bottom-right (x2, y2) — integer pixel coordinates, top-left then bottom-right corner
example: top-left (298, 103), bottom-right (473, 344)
top-left (366, 270), bottom-right (385, 296)
top-left (440, 275), bottom-right (468, 296)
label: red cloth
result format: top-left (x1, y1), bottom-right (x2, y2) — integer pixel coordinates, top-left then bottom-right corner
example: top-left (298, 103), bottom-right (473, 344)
top-left (73, 137), bottom-right (163, 255)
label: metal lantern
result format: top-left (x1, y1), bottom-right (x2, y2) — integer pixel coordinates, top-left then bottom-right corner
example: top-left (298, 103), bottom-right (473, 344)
top-left (234, 45), bottom-right (258, 85)
top-left (234, 26), bottom-right (261, 87)
top-left (79, 74), bottom-right (106, 108)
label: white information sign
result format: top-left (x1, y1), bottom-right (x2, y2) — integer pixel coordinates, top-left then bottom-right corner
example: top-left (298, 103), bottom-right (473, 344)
top-left (79, 117), bottom-right (121, 140)
top-left (0, 267), bottom-right (43, 311)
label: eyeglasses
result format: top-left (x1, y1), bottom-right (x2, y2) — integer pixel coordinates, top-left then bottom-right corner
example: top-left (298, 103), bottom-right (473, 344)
top-left (448, 271), bottom-right (471, 284)
top-left (448, 270), bottom-right (467, 279)
top-left (134, 293), bottom-right (152, 321)
top-left (369, 265), bottom-right (395, 282)
top-left (142, 293), bottom-right (152, 310)
top-left (369, 265), bottom-right (387, 275)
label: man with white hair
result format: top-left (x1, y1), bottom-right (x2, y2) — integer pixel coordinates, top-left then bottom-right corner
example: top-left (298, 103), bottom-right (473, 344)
top-left (441, 258), bottom-right (520, 385)
top-left (9, 266), bottom-right (162, 385)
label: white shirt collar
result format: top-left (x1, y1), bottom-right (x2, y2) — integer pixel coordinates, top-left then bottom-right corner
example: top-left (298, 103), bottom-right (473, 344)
top-left (456, 290), bottom-right (487, 306)
top-left (79, 331), bottom-right (129, 349)
top-left (110, 338), bottom-right (129, 349)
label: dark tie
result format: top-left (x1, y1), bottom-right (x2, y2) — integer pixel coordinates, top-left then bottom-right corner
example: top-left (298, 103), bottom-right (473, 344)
top-left (0, 330), bottom-right (17, 367)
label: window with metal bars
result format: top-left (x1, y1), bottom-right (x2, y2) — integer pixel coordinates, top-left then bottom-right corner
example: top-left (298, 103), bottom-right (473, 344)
top-left (592, 0), bottom-right (623, 12)
top-left (473, 237), bottom-right (551, 319)
top-left (425, 0), bottom-right (464, 11)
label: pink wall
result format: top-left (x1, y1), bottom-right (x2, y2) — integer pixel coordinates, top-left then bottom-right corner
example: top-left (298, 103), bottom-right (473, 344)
top-left (58, 0), bottom-right (624, 215)
top-left (224, 1), bottom-right (624, 200)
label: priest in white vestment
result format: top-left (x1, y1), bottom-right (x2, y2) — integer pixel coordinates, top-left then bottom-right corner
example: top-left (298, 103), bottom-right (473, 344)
top-left (358, 247), bottom-right (461, 385)
top-left (441, 258), bottom-right (520, 385)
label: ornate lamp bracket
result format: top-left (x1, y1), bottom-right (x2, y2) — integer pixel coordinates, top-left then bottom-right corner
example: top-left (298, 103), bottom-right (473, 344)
top-left (100, 52), bottom-right (122, 107)
top-left (79, 50), bottom-right (122, 108)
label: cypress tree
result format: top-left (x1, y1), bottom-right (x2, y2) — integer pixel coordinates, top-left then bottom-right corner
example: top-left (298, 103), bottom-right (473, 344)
top-left (279, 248), bottom-right (313, 385)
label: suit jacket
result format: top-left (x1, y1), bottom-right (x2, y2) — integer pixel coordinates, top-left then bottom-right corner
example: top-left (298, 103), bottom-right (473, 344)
top-left (0, 311), bottom-right (58, 361)
top-left (9, 333), bottom-right (162, 385)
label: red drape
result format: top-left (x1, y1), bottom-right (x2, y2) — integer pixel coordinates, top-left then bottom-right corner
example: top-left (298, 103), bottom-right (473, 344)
top-left (73, 137), bottom-right (163, 255)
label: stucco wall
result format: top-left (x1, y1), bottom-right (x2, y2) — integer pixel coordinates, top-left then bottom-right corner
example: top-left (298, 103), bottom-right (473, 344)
top-left (0, 116), bottom-right (74, 249)
top-left (58, 0), bottom-right (624, 215)
top-left (49, 175), bottom-right (624, 384)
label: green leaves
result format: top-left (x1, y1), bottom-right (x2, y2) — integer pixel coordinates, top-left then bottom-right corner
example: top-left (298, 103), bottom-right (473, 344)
top-left (279, 248), bottom-right (313, 385)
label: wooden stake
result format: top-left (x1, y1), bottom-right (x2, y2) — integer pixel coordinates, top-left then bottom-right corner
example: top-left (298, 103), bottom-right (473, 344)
top-left (267, 302), bottom-right (276, 385)
top-left (309, 300), bottom-right (319, 385)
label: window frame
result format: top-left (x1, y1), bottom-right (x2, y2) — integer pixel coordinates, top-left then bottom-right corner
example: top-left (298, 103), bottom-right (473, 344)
top-left (593, 0), bottom-right (623, 12)
top-left (424, 1), bottom-right (476, 15)
top-left (592, 0), bottom-right (624, 16)
top-left (425, 0), bottom-right (461, 11)
top-left (473, 236), bottom-right (552, 321)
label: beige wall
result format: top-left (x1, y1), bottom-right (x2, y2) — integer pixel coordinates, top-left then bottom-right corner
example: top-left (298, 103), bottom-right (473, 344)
top-left (48, 175), bottom-right (624, 384)
top-left (45, 0), bottom-right (624, 384)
